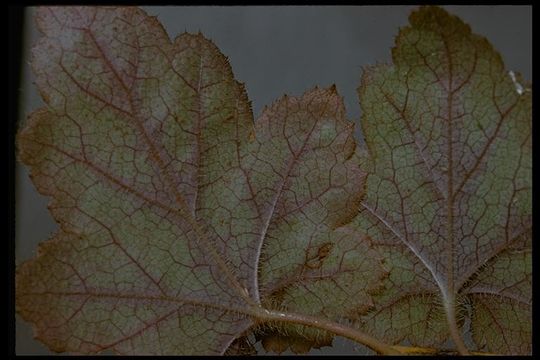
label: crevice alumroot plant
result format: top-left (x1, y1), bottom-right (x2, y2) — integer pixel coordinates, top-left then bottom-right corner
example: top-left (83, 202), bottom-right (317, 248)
top-left (16, 5), bottom-right (531, 356)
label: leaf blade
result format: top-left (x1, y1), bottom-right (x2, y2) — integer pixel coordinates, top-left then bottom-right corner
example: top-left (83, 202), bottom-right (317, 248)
top-left (356, 6), bottom-right (531, 354)
top-left (18, 6), bottom-right (257, 354)
top-left (17, 6), bottom-right (381, 355)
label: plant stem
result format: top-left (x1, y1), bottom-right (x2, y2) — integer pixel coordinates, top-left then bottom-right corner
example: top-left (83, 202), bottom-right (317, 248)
top-left (392, 346), bottom-right (495, 356)
top-left (253, 307), bottom-right (402, 355)
top-left (252, 306), bottom-right (492, 355)
top-left (443, 295), bottom-right (469, 355)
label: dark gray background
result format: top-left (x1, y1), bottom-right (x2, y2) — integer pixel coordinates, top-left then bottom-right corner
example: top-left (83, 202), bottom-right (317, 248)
top-left (15, 5), bottom-right (532, 355)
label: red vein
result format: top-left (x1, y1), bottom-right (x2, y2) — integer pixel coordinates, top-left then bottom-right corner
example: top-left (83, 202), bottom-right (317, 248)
top-left (252, 97), bottom-right (331, 303)
top-left (31, 139), bottom-right (179, 215)
top-left (466, 289), bottom-right (530, 306)
top-left (452, 100), bottom-right (519, 197)
top-left (98, 308), bottom-right (179, 352)
top-left (192, 50), bottom-right (204, 215)
top-left (76, 207), bottom-right (168, 296)
top-left (457, 226), bottom-right (531, 291)
top-left (381, 90), bottom-right (446, 200)
top-left (64, 26), bottom-right (253, 305)
top-left (359, 201), bottom-right (444, 291)
top-left (364, 292), bottom-right (437, 320)
top-left (471, 296), bottom-right (512, 351)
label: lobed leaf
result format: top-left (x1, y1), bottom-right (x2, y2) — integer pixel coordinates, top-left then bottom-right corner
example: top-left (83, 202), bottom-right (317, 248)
top-left (16, 5), bottom-right (532, 356)
top-left (16, 6), bottom-right (383, 355)
top-left (355, 6), bottom-right (531, 354)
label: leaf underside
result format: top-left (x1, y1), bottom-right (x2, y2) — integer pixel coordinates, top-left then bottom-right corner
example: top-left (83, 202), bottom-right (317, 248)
top-left (16, 6), bottom-right (531, 356)
top-left (355, 6), bottom-right (531, 355)
top-left (16, 6), bottom-right (384, 355)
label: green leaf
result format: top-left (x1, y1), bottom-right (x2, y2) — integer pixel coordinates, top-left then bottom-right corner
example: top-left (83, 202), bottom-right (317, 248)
top-left (355, 6), bottom-right (531, 354)
top-left (16, 6), bottom-right (383, 355)
top-left (465, 249), bottom-right (531, 354)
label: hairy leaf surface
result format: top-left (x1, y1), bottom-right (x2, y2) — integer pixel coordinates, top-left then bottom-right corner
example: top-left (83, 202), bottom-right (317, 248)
top-left (355, 6), bottom-right (531, 354)
top-left (16, 6), bottom-right (383, 355)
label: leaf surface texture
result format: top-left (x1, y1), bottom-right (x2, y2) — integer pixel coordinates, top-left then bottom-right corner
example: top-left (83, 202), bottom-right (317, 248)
top-left (355, 6), bottom-right (531, 354)
top-left (16, 6), bottom-right (383, 355)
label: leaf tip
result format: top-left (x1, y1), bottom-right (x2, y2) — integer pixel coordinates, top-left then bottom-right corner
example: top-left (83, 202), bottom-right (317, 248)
top-left (329, 83), bottom-right (337, 94)
top-left (409, 5), bottom-right (472, 37)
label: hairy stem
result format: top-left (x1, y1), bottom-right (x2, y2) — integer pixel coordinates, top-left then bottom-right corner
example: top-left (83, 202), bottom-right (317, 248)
top-left (252, 307), bottom-right (401, 355)
top-left (443, 295), bottom-right (469, 355)
top-left (251, 305), bottom-right (489, 355)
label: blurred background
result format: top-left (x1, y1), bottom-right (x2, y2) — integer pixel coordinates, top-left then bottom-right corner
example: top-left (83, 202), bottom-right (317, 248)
top-left (14, 5), bottom-right (531, 355)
